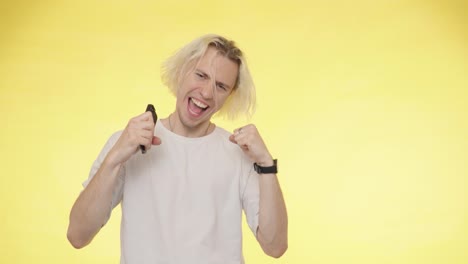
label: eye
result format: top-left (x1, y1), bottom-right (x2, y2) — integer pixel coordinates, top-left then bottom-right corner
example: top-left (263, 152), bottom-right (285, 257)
top-left (195, 72), bottom-right (205, 79)
top-left (217, 83), bottom-right (227, 91)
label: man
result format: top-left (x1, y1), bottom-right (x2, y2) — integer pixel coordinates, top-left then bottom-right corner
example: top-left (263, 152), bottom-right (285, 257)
top-left (67, 34), bottom-right (288, 263)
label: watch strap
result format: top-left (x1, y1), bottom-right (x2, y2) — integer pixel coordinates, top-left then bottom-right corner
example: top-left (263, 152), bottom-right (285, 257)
top-left (254, 159), bottom-right (278, 174)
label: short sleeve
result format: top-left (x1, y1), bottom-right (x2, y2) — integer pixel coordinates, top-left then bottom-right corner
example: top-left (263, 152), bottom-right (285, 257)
top-left (83, 131), bottom-right (125, 210)
top-left (240, 155), bottom-right (260, 237)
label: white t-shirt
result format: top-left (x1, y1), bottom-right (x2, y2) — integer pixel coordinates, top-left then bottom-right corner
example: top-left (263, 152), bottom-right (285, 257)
top-left (84, 121), bottom-right (260, 264)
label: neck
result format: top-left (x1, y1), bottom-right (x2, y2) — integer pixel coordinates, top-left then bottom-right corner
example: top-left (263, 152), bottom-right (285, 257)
top-left (167, 113), bottom-right (213, 138)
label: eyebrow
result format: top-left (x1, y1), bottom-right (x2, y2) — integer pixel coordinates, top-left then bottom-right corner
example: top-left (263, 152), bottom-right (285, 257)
top-left (196, 69), bottom-right (232, 90)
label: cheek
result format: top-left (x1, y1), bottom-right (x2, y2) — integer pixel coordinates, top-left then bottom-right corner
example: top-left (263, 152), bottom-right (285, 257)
top-left (177, 79), bottom-right (194, 97)
top-left (214, 93), bottom-right (231, 108)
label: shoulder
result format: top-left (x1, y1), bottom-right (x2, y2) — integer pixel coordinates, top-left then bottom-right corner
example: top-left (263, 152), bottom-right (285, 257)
top-left (98, 130), bottom-right (123, 153)
top-left (212, 126), bottom-right (250, 159)
top-left (110, 130), bottom-right (123, 140)
top-left (107, 130), bottom-right (123, 145)
top-left (213, 125), bottom-right (231, 138)
top-left (212, 126), bottom-right (234, 147)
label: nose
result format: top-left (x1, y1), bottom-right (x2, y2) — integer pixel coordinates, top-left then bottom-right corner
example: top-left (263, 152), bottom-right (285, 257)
top-left (200, 81), bottom-right (214, 99)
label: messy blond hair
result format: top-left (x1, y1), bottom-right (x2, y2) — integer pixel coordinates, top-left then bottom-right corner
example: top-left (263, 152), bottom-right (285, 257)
top-left (161, 34), bottom-right (256, 119)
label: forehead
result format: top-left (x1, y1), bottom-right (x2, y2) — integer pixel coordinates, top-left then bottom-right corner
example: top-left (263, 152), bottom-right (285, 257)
top-left (195, 47), bottom-right (239, 87)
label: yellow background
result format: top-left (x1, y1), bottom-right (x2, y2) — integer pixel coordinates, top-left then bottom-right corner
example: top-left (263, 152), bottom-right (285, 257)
top-left (1, 0), bottom-right (467, 263)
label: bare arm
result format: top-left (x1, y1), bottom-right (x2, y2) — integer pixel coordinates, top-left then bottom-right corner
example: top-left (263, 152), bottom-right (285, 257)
top-left (256, 168), bottom-right (288, 257)
top-left (67, 111), bottom-right (160, 248)
top-left (67, 155), bottom-right (123, 248)
top-left (230, 124), bottom-right (288, 257)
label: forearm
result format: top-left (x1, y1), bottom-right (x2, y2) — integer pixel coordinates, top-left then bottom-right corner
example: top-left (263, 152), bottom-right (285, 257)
top-left (257, 173), bottom-right (288, 258)
top-left (67, 155), bottom-right (122, 249)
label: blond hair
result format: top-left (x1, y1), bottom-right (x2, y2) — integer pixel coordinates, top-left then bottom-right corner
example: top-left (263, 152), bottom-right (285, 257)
top-left (161, 34), bottom-right (256, 119)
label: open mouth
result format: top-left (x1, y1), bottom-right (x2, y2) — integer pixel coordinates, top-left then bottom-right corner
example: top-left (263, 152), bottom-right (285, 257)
top-left (188, 97), bottom-right (209, 116)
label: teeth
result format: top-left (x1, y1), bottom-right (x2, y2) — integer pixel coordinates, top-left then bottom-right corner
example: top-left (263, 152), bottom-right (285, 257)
top-left (191, 98), bottom-right (208, 109)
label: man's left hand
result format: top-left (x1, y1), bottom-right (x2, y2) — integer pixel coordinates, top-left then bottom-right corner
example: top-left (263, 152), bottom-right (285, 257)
top-left (229, 124), bottom-right (274, 166)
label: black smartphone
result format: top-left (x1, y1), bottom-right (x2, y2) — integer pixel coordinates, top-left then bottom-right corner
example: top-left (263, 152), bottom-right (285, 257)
top-left (140, 104), bottom-right (157, 154)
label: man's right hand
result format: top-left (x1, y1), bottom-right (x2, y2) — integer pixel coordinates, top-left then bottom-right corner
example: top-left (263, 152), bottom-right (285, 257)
top-left (107, 111), bottom-right (161, 166)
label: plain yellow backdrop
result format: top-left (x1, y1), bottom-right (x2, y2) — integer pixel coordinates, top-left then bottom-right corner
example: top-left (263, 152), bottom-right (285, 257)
top-left (1, 0), bottom-right (467, 263)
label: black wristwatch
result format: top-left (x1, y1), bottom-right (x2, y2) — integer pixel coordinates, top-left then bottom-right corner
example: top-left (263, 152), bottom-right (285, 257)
top-left (254, 159), bottom-right (278, 174)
